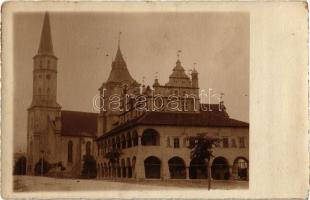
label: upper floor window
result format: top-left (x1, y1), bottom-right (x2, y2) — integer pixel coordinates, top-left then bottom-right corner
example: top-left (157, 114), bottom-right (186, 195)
top-left (173, 138), bottom-right (180, 148)
top-left (46, 74), bottom-right (51, 80)
top-left (167, 137), bottom-right (171, 147)
top-left (239, 137), bottom-right (246, 148)
top-left (47, 60), bottom-right (50, 68)
top-left (231, 138), bottom-right (237, 148)
top-left (222, 138), bottom-right (229, 148)
top-left (141, 129), bottom-right (160, 146)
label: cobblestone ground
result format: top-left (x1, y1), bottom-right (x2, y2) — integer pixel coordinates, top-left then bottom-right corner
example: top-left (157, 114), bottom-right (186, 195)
top-left (14, 175), bottom-right (248, 192)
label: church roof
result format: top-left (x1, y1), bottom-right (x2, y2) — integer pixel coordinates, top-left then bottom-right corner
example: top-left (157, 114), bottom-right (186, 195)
top-left (97, 105), bottom-right (249, 139)
top-left (106, 44), bottom-right (135, 83)
top-left (60, 110), bottom-right (98, 137)
top-left (37, 12), bottom-right (54, 55)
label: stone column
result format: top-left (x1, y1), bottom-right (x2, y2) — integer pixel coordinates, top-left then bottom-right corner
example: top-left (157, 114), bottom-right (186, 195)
top-left (229, 166), bottom-right (233, 180)
top-left (135, 157), bottom-right (145, 180)
top-left (161, 157), bottom-right (169, 180)
top-left (186, 167), bottom-right (190, 180)
top-left (120, 166), bottom-right (123, 178)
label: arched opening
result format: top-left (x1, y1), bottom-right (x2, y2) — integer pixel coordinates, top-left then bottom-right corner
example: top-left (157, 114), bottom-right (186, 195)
top-left (104, 163), bottom-right (108, 177)
top-left (108, 162), bottom-right (111, 177)
top-left (97, 164), bottom-right (100, 177)
top-left (132, 131), bottom-right (138, 146)
top-left (168, 157), bottom-right (186, 179)
top-left (117, 160), bottom-right (121, 178)
top-left (116, 136), bottom-right (121, 149)
top-left (121, 159), bottom-right (126, 178)
top-left (68, 141), bottom-right (73, 163)
top-left (144, 156), bottom-right (161, 179)
top-left (107, 139), bottom-right (111, 152)
top-left (127, 132), bottom-right (132, 148)
top-left (101, 163), bottom-right (104, 178)
top-left (121, 135), bottom-right (126, 149)
top-left (141, 129), bottom-right (160, 146)
top-left (112, 138), bottom-right (116, 150)
top-left (232, 157), bottom-right (248, 180)
top-left (86, 141), bottom-right (91, 155)
top-left (189, 158), bottom-right (207, 179)
top-left (132, 156), bottom-right (136, 178)
top-left (211, 157), bottom-right (230, 180)
top-left (127, 158), bottom-right (132, 178)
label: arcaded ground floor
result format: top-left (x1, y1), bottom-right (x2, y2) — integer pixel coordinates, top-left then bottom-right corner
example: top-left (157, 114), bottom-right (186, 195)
top-left (14, 175), bottom-right (248, 192)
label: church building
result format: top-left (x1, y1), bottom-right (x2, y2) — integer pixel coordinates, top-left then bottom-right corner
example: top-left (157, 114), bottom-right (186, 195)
top-left (26, 13), bottom-right (97, 177)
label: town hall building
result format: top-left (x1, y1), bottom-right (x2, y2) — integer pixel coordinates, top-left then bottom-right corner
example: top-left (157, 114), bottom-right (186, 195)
top-left (26, 13), bottom-right (249, 181)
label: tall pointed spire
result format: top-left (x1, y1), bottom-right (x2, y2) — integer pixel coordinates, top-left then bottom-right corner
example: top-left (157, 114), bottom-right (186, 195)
top-left (114, 31), bottom-right (125, 64)
top-left (118, 31), bottom-right (121, 49)
top-left (38, 12), bottom-right (54, 55)
top-left (107, 33), bottom-right (135, 83)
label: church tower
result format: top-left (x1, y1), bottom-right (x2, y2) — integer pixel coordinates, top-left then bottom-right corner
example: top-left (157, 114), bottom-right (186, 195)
top-left (98, 34), bottom-right (140, 135)
top-left (27, 13), bottom-right (61, 174)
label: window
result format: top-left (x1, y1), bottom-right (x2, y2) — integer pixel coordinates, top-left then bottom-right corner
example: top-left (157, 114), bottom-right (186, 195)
top-left (167, 137), bottom-right (170, 147)
top-left (47, 88), bottom-right (50, 95)
top-left (47, 60), bottom-right (50, 68)
top-left (68, 141), bottom-right (73, 163)
top-left (239, 137), bottom-right (246, 148)
top-left (223, 138), bottom-right (229, 148)
top-left (46, 74), bottom-right (51, 80)
top-left (189, 138), bottom-right (196, 148)
top-left (173, 138), bottom-right (180, 148)
top-left (231, 139), bottom-right (237, 148)
top-left (141, 129), bottom-right (160, 146)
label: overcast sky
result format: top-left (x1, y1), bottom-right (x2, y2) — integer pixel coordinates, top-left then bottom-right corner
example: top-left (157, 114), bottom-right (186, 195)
top-left (14, 12), bottom-right (249, 152)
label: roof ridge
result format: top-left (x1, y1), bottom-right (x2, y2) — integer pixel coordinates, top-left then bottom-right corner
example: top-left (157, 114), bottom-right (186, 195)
top-left (61, 110), bottom-right (98, 114)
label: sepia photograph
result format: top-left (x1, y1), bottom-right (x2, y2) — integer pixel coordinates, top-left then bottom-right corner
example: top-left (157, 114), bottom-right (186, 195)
top-left (12, 11), bottom-right (249, 191)
top-left (2, 1), bottom-right (308, 199)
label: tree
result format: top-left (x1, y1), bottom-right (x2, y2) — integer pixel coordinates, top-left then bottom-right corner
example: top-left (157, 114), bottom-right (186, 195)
top-left (81, 155), bottom-right (97, 179)
top-left (188, 133), bottom-right (220, 190)
top-left (34, 159), bottom-right (51, 176)
top-left (14, 156), bottom-right (27, 175)
top-left (104, 148), bottom-right (122, 178)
